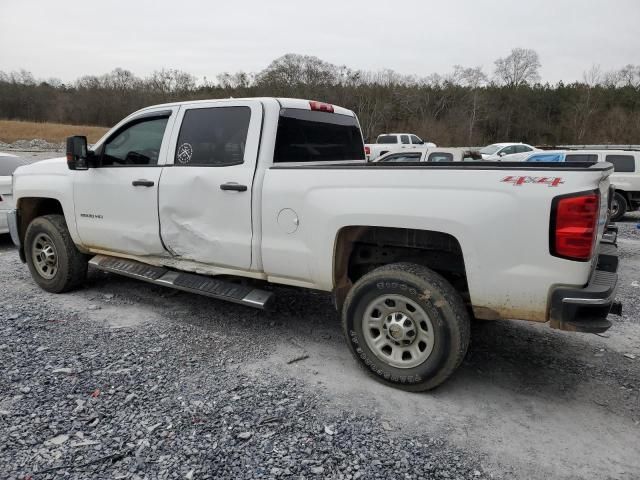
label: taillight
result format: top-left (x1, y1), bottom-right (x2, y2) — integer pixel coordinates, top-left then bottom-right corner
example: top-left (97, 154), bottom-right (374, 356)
top-left (551, 192), bottom-right (600, 261)
top-left (364, 146), bottom-right (371, 155)
top-left (309, 101), bottom-right (334, 113)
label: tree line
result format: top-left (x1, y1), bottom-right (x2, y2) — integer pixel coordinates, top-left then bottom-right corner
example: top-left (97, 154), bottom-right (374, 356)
top-left (1, 49), bottom-right (639, 146)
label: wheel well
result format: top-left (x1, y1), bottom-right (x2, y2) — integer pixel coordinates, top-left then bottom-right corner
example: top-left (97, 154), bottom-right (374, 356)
top-left (614, 189), bottom-right (630, 203)
top-left (16, 197), bottom-right (64, 255)
top-left (333, 226), bottom-right (468, 309)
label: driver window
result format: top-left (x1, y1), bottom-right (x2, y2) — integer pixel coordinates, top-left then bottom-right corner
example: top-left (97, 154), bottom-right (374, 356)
top-left (102, 117), bottom-right (169, 166)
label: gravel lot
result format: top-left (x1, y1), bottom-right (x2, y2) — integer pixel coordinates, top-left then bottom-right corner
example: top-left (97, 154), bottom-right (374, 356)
top-left (1, 151), bottom-right (639, 479)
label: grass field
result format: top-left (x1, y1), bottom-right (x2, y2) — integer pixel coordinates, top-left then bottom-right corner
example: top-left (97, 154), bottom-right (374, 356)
top-left (0, 120), bottom-right (108, 144)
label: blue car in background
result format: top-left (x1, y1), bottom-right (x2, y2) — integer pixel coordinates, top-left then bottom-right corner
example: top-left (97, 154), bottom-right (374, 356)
top-left (525, 152), bottom-right (566, 162)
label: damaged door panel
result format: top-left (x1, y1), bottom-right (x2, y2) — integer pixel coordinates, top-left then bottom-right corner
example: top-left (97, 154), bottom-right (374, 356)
top-left (158, 101), bottom-right (263, 270)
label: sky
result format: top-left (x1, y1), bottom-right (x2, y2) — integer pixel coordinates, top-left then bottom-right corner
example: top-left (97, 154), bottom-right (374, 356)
top-left (1, 0), bottom-right (639, 84)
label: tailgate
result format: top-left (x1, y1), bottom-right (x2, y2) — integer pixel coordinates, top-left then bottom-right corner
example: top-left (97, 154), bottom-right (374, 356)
top-left (596, 169), bottom-right (613, 242)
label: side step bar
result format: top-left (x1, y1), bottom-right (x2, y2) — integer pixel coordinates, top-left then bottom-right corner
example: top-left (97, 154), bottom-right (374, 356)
top-left (89, 255), bottom-right (273, 310)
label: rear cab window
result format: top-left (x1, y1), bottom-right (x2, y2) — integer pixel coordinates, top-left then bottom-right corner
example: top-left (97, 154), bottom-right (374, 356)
top-left (274, 109), bottom-right (365, 163)
top-left (400, 135), bottom-right (410, 145)
top-left (376, 135), bottom-right (398, 144)
top-left (605, 154), bottom-right (635, 172)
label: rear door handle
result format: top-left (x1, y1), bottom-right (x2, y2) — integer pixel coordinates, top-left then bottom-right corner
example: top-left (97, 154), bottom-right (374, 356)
top-left (132, 179), bottom-right (155, 187)
top-left (220, 182), bottom-right (247, 192)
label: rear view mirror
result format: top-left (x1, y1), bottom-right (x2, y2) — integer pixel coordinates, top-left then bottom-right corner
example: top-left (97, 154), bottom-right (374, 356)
top-left (66, 136), bottom-right (89, 170)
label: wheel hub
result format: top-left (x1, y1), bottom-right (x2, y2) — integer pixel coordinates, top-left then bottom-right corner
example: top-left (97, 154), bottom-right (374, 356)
top-left (362, 294), bottom-right (435, 369)
top-left (32, 233), bottom-right (59, 280)
top-left (384, 312), bottom-right (416, 345)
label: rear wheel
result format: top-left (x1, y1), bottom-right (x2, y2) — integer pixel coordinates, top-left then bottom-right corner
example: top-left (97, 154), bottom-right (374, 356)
top-left (25, 214), bottom-right (87, 293)
top-left (610, 192), bottom-right (627, 222)
top-left (342, 262), bottom-right (470, 391)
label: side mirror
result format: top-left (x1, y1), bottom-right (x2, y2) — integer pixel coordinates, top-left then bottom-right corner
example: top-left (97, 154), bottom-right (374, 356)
top-left (66, 136), bottom-right (89, 170)
top-left (498, 151), bottom-right (506, 157)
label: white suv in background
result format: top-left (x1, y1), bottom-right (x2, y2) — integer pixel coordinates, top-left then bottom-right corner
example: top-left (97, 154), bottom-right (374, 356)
top-left (479, 143), bottom-right (538, 160)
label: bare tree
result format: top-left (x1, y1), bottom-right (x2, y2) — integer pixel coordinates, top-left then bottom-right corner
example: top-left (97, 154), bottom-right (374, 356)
top-left (494, 48), bottom-right (541, 87)
top-left (147, 68), bottom-right (196, 94)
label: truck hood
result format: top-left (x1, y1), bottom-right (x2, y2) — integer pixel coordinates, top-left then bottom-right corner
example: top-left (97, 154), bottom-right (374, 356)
top-left (13, 156), bottom-right (68, 177)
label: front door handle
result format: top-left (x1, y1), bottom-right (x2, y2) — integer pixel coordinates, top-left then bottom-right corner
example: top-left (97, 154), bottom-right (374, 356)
top-left (220, 182), bottom-right (247, 192)
top-left (132, 179), bottom-right (155, 187)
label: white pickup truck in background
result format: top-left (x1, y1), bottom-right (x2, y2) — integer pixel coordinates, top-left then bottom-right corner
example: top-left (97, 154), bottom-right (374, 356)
top-left (364, 133), bottom-right (436, 161)
top-left (516, 149), bottom-right (640, 221)
top-left (8, 97), bottom-right (622, 391)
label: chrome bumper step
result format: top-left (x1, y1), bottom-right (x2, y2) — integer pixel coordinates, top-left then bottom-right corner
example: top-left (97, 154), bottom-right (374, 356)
top-left (89, 255), bottom-right (273, 309)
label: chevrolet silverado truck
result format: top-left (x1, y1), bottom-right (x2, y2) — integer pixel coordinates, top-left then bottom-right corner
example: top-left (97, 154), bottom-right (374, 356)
top-left (7, 97), bottom-right (622, 391)
top-left (364, 133), bottom-right (436, 161)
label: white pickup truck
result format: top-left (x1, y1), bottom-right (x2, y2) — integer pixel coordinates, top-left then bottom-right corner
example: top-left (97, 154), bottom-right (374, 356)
top-left (364, 133), bottom-right (436, 161)
top-left (8, 97), bottom-right (622, 391)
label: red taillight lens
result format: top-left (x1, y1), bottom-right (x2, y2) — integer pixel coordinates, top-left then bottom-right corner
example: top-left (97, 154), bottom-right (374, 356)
top-left (309, 101), bottom-right (334, 113)
top-left (551, 192), bottom-right (599, 261)
top-left (364, 146), bottom-right (371, 155)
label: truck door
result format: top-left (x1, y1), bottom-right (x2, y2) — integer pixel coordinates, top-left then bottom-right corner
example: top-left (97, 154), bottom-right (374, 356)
top-left (73, 108), bottom-right (178, 255)
top-left (158, 101), bottom-right (262, 270)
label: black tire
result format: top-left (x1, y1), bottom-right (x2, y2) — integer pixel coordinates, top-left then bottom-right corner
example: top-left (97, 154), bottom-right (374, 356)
top-left (610, 192), bottom-right (627, 222)
top-left (342, 262), bottom-right (470, 391)
top-left (24, 214), bottom-right (87, 293)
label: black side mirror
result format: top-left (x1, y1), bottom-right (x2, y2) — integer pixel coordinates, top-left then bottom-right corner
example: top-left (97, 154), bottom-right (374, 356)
top-left (66, 136), bottom-right (89, 170)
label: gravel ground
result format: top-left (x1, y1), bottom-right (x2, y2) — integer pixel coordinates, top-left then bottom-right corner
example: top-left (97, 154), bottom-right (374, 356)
top-left (1, 151), bottom-right (639, 479)
top-left (0, 244), bottom-right (492, 480)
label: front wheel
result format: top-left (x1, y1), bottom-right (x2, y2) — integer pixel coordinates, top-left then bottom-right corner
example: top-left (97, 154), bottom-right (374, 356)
top-left (342, 263), bottom-right (470, 391)
top-left (25, 214), bottom-right (88, 293)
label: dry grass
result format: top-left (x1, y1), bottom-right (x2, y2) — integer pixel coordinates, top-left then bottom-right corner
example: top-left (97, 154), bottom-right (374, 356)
top-left (0, 120), bottom-right (108, 144)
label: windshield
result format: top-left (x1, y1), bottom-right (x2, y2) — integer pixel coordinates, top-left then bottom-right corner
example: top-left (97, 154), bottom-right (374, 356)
top-left (479, 144), bottom-right (501, 155)
top-left (0, 155), bottom-right (28, 176)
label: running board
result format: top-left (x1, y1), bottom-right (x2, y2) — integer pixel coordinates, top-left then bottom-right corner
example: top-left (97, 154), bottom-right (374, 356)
top-left (88, 255), bottom-right (273, 309)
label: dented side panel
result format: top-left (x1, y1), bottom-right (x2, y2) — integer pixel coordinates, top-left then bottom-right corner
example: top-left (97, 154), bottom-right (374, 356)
top-left (157, 101), bottom-right (264, 270)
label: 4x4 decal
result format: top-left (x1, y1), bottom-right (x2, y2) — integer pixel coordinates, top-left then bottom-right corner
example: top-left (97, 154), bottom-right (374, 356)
top-left (501, 176), bottom-right (564, 187)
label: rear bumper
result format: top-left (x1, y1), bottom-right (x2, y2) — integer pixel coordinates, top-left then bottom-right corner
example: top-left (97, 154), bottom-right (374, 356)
top-left (549, 229), bottom-right (621, 333)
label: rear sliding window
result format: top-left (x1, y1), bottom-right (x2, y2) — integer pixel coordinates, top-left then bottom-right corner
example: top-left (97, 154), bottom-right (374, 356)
top-left (377, 135), bottom-right (398, 144)
top-left (605, 154), bottom-right (635, 172)
top-left (274, 109), bottom-right (365, 163)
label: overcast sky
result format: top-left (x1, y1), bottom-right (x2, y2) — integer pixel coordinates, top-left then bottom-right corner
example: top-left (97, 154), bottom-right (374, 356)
top-left (1, 0), bottom-right (638, 84)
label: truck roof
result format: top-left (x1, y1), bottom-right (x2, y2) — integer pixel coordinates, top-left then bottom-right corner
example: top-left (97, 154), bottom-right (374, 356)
top-left (133, 97), bottom-right (356, 117)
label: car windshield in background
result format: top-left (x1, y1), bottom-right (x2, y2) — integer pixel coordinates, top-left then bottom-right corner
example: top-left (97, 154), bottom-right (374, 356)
top-left (0, 155), bottom-right (28, 176)
top-left (479, 144), bottom-right (501, 155)
top-left (274, 109), bottom-right (365, 163)
top-left (376, 135), bottom-right (398, 144)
